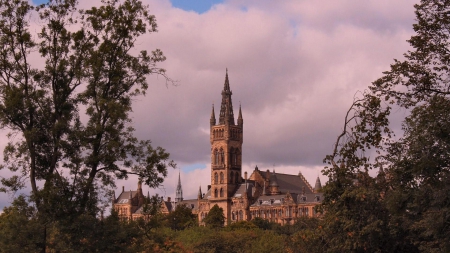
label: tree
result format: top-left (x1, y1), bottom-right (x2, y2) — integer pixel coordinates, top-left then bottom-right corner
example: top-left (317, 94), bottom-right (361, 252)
top-left (203, 204), bottom-right (225, 228)
top-left (322, 0), bottom-right (450, 252)
top-left (166, 204), bottom-right (198, 230)
top-left (0, 0), bottom-right (173, 219)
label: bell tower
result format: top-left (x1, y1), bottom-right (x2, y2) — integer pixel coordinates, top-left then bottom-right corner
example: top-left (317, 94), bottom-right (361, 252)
top-left (210, 70), bottom-right (243, 223)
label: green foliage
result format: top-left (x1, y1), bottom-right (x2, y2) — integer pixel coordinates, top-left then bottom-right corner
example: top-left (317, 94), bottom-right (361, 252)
top-left (166, 204), bottom-right (198, 230)
top-left (203, 204), bottom-right (225, 228)
top-left (0, 0), bottom-right (173, 219)
top-left (320, 0), bottom-right (450, 252)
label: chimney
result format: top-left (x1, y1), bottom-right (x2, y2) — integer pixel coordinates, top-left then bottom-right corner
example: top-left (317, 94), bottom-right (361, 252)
top-left (122, 186), bottom-right (124, 192)
top-left (244, 171), bottom-right (247, 180)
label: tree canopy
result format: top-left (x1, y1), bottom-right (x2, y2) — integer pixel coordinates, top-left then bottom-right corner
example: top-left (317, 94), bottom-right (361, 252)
top-left (203, 204), bottom-right (225, 228)
top-left (320, 0), bottom-right (450, 252)
top-left (0, 0), bottom-right (174, 219)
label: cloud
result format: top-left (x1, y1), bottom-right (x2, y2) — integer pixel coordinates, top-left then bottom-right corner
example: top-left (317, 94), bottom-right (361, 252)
top-left (0, 0), bottom-right (419, 209)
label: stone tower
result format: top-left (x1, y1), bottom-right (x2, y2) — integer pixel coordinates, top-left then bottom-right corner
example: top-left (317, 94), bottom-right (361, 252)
top-left (209, 70), bottom-right (243, 223)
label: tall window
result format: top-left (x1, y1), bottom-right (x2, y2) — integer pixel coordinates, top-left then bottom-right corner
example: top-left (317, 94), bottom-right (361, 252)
top-left (214, 173), bottom-right (218, 184)
top-left (219, 148), bottom-right (224, 164)
top-left (239, 210), bottom-right (243, 220)
top-left (220, 188), bottom-right (224, 197)
top-left (235, 172), bottom-right (239, 184)
top-left (214, 149), bottom-right (218, 164)
top-left (220, 172), bottom-right (224, 183)
top-left (230, 172), bottom-right (234, 183)
top-left (214, 189), bottom-right (218, 198)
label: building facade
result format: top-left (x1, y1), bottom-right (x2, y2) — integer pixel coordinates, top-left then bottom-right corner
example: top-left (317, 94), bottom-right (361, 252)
top-left (113, 71), bottom-right (322, 224)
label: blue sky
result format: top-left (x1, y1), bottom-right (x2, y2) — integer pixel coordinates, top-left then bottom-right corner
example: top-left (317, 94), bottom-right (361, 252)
top-left (33, 0), bottom-right (224, 13)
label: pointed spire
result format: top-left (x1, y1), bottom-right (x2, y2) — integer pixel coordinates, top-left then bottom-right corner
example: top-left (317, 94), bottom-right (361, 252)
top-left (224, 68), bottom-right (230, 92)
top-left (175, 171), bottom-right (183, 203)
top-left (219, 69), bottom-right (235, 125)
top-left (210, 104), bottom-right (216, 126)
top-left (238, 103), bottom-right (243, 127)
top-left (314, 176), bottom-right (322, 193)
top-left (197, 186), bottom-right (202, 199)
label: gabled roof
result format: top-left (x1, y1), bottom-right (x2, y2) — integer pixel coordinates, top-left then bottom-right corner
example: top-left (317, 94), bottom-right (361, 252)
top-left (115, 191), bottom-right (138, 204)
top-left (259, 171), bottom-right (314, 194)
top-left (178, 199), bottom-right (198, 211)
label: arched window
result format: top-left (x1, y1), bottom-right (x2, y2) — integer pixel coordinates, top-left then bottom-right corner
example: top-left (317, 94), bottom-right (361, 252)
top-left (214, 189), bottom-right (218, 198)
top-left (239, 210), bottom-right (243, 220)
top-left (219, 148), bottom-right (224, 164)
top-left (214, 173), bottom-right (218, 184)
top-left (232, 212), bottom-right (235, 220)
top-left (220, 188), bottom-right (224, 197)
top-left (230, 172), bottom-right (234, 183)
top-left (220, 172), bottom-right (224, 183)
top-left (214, 149), bottom-right (218, 164)
top-left (235, 149), bottom-right (239, 165)
top-left (235, 172), bottom-right (239, 184)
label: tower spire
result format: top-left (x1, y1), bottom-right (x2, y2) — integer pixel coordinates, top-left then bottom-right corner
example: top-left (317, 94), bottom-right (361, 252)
top-left (219, 69), bottom-right (235, 125)
top-left (175, 171), bottom-right (183, 203)
top-left (210, 104), bottom-right (216, 126)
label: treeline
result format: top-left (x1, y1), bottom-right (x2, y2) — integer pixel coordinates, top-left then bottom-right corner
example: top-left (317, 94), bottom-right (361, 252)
top-left (0, 199), bottom-right (320, 252)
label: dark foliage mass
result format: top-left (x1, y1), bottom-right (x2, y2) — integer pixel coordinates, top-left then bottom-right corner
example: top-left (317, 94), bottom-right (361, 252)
top-left (319, 0), bottom-right (450, 252)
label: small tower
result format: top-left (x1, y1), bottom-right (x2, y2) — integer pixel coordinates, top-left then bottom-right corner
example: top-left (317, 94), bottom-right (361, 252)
top-left (175, 171), bottom-right (183, 204)
top-left (314, 176), bottom-right (322, 193)
top-left (269, 170), bottom-right (281, 195)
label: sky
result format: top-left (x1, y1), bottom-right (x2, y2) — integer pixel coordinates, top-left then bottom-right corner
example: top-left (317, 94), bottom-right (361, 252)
top-left (0, 0), bottom-right (419, 212)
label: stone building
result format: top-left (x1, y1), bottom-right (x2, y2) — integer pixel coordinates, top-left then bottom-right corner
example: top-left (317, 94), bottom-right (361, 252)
top-left (113, 70), bottom-right (322, 224)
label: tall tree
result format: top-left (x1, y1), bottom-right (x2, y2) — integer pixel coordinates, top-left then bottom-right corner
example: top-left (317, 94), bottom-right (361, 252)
top-left (0, 0), bottom-right (173, 219)
top-left (322, 0), bottom-right (450, 252)
top-left (203, 204), bottom-right (225, 228)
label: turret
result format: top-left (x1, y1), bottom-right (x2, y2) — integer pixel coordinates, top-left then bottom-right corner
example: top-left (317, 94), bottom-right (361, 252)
top-left (238, 104), bottom-right (243, 127)
top-left (314, 176), bottom-right (322, 193)
top-left (269, 170), bottom-right (281, 195)
top-left (210, 105), bottom-right (216, 126)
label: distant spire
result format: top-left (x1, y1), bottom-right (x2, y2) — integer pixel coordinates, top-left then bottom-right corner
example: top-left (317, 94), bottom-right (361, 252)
top-left (175, 171), bottom-right (183, 203)
top-left (219, 69), bottom-right (235, 125)
top-left (237, 103), bottom-right (243, 126)
top-left (210, 104), bottom-right (216, 126)
top-left (197, 186), bottom-right (202, 199)
top-left (314, 176), bottom-right (322, 193)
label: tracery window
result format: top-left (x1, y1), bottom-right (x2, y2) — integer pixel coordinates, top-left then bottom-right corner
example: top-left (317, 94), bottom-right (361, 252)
top-left (214, 172), bottom-right (218, 184)
top-left (220, 172), bottom-right (224, 183)
top-left (219, 148), bottom-right (224, 164)
top-left (214, 149), bottom-right (219, 164)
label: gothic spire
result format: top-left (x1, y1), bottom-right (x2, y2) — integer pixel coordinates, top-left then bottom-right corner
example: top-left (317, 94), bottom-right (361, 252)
top-left (210, 104), bottom-right (216, 126)
top-left (219, 69), bottom-right (235, 125)
top-left (238, 103), bottom-right (243, 126)
top-left (197, 186), bottom-right (202, 199)
top-left (175, 171), bottom-right (183, 203)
